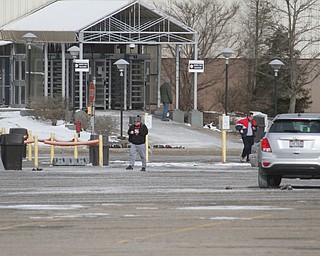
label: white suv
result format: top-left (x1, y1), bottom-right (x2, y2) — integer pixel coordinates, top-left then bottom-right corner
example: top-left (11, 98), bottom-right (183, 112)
top-left (258, 113), bottom-right (320, 188)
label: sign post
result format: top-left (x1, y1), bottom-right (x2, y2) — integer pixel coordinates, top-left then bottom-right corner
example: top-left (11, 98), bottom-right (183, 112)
top-left (144, 113), bottom-right (152, 162)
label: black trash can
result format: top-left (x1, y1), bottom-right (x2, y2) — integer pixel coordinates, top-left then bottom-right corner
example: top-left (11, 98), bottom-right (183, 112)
top-left (89, 134), bottom-right (109, 166)
top-left (0, 134), bottom-right (24, 170)
top-left (9, 128), bottom-right (28, 158)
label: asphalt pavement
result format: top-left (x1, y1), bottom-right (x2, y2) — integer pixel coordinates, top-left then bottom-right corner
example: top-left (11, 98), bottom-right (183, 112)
top-left (0, 162), bottom-right (319, 256)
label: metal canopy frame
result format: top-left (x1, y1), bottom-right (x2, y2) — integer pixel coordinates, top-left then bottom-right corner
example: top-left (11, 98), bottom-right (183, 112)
top-left (0, 0), bottom-right (200, 112)
top-left (79, 1), bottom-right (197, 45)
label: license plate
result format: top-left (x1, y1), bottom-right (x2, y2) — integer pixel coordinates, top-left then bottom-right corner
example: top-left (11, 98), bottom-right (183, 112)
top-left (289, 140), bottom-right (304, 148)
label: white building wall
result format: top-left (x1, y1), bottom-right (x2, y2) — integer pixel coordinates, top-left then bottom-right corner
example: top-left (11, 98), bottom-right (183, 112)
top-left (0, 0), bottom-right (55, 27)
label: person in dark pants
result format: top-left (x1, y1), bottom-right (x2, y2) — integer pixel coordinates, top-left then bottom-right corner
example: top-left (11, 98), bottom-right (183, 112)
top-left (235, 112), bottom-right (258, 162)
top-left (160, 77), bottom-right (173, 121)
top-left (126, 115), bottom-right (148, 171)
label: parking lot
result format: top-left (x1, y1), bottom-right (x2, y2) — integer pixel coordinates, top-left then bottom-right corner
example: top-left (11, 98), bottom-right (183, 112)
top-left (0, 155), bottom-right (319, 256)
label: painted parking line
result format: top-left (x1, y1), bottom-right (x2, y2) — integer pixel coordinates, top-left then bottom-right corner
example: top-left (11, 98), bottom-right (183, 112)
top-left (116, 213), bottom-right (273, 244)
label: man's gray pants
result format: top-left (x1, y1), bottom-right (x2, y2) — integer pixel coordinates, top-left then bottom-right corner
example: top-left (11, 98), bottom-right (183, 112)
top-left (130, 143), bottom-right (146, 168)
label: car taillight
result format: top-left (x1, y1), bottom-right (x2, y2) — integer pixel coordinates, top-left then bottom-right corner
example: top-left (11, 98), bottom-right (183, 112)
top-left (261, 138), bottom-right (272, 152)
top-left (262, 162), bottom-right (271, 167)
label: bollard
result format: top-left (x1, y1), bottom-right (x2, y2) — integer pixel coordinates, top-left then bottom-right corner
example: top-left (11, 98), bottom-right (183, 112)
top-left (89, 134), bottom-right (109, 166)
top-left (74, 133), bottom-right (78, 159)
top-left (50, 132), bottom-right (55, 164)
top-left (28, 130), bottom-right (32, 161)
top-left (144, 112), bottom-right (149, 162)
top-left (222, 129), bottom-right (226, 163)
top-left (99, 135), bottom-right (103, 167)
top-left (34, 135), bottom-right (38, 169)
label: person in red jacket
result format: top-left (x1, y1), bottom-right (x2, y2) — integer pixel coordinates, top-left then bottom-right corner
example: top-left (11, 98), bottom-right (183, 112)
top-left (235, 112), bottom-right (258, 162)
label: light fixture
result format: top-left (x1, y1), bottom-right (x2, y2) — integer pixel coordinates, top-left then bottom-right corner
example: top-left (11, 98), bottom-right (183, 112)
top-left (23, 32), bottom-right (37, 47)
top-left (269, 59), bottom-right (284, 76)
top-left (222, 48), bottom-right (234, 60)
top-left (67, 46), bottom-right (80, 59)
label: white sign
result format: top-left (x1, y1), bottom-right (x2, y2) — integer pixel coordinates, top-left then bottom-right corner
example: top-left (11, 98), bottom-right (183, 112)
top-left (219, 115), bottom-right (230, 130)
top-left (144, 115), bottom-right (152, 129)
top-left (74, 59), bottom-right (89, 72)
top-left (188, 60), bottom-right (204, 73)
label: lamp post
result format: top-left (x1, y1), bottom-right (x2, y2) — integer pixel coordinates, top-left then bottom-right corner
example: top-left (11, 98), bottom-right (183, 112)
top-left (23, 32), bottom-right (37, 101)
top-left (114, 59), bottom-right (129, 139)
top-left (67, 46), bottom-right (80, 123)
top-left (222, 48), bottom-right (233, 115)
top-left (220, 48), bottom-right (233, 164)
top-left (269, 59), bottom-right (284, 117)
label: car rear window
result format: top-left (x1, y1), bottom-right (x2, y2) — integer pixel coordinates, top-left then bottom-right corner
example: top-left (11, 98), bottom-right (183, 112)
top-left (269, 120), bottom-right (320, 133)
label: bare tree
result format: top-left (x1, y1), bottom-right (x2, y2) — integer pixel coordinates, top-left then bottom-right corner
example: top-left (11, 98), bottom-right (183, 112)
top-left (153, 0), bottom-right (239, 111)
top-left (271, 0), bottom-right (320, 113)
top-left (240, 0), bottom-right (275, 95)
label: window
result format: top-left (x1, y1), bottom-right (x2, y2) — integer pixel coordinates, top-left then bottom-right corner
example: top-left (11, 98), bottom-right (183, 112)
top-left (269, 120), bottom-right (320, 133)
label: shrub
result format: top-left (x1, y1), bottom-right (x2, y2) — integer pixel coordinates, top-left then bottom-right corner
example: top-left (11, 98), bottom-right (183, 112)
top-left (29, 96), bottom-right (69, 126)
top-left (94, 115), bottom-right (117, 135)
top-left (74, 112), bottom-right (117, 135)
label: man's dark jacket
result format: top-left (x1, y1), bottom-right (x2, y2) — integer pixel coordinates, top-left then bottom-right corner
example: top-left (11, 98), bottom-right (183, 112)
top-left (127, 124), bottom-right (148, 145)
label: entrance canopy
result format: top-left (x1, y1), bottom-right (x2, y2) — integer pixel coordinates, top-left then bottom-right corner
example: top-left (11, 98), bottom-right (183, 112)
top-left (0, 0), bottom-right (197, 45)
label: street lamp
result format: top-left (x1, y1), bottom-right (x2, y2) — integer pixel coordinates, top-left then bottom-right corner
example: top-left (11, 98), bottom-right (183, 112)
top-left (222, 48), bottom-right (233, 115)
top-left (220, 48), bottom-right (233, 164)
top-left (269, 59), bottom-right (284, 116)
top-left (114, 59), bottom-right (130, 139)
top-left (67, 46), bottom-right (80, 123)
top-left (23, 32), bottom-right (37, 101)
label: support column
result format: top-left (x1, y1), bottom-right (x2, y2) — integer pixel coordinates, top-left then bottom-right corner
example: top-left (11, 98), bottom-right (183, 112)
top-left (172, 44), bottom-right (184, 123)
top-left (188, 34), bottom-right (203, 127)
top-left (61, 43), bottom-right (66, 98)
top-left (79, 42), bottom-right (84, 110)
top-left (44, 43), bottom-right (48, 97)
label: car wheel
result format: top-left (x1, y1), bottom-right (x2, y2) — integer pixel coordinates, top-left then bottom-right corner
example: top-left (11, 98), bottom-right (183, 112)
top-left (258, 166), bottom-right (282, 188)
top-left (269, 175), bottom-right (282, 187)
top-left (258, 166), bottom-right (268, 188)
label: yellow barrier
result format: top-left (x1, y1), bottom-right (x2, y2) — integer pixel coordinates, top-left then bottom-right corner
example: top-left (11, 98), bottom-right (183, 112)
top-left (144, 112), bottom-right (149, 162)
top-left (74, 133), bottom-right (78, 159)
top-left (28, 130), bottom-right (32, 161)
top-left (50, 132), bottom-right (54, 164)
top-left (2, 129), bottom-right (105, 169)
top-left (99, 135), bottom-right (103, 167)
top-left (34, 135), bottom-right (39, 169)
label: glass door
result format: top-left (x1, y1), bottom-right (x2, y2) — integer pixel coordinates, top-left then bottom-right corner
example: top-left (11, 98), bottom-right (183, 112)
top-left (13, 54), bottom-right (26, 106)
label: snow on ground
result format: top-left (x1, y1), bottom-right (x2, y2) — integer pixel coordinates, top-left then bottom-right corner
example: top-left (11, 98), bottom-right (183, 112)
top-left (0, 109), bottom-right (91, 141)
top-left (0, 109), bottom-right (243, 149)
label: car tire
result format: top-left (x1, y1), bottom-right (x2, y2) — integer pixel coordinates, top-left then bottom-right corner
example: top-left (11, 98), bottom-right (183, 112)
top-left (258, 166), bottom-right (269, 188)
top-left (269, 175), bottom-right (282, 187)
top-left (258, 166), bottom-right (282, 188)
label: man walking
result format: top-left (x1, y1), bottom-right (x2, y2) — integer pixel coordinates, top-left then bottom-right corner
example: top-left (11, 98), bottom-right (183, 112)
top-left (126, 115), bottom-right (148, 171)
top-left (235, 112), bottom-right (258, 162)
top-left (160, 76), bottom-right (173, 121)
